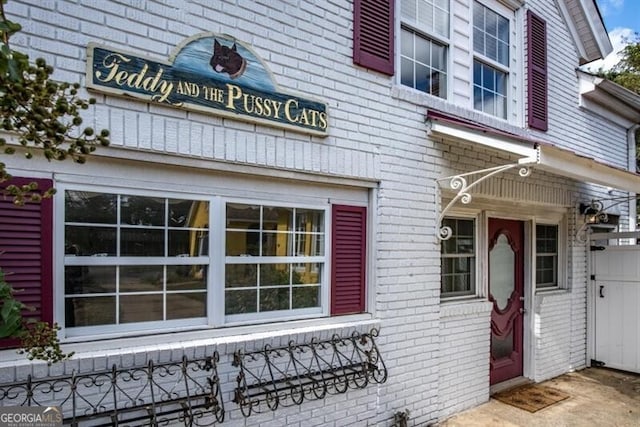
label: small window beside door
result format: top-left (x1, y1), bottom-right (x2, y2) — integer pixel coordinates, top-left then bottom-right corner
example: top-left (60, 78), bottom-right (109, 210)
top-left (441, 217), bottom-right (476, 298)
top-left (536, 224), bottom-right (558, 289)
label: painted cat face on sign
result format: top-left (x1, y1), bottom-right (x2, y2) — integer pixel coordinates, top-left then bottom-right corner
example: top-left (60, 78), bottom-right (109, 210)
top-left (210, 40), bottom-right (247, 79)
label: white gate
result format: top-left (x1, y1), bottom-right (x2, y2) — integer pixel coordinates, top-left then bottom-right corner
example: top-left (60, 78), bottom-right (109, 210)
top-left (590, 231), bottom-right (640, 374)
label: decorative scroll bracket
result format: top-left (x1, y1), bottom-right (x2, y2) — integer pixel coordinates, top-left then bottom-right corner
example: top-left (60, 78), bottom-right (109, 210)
top-left (436, 156), bottom-right (538, 241)
top-left (576, 195), bottom-right (639, 243)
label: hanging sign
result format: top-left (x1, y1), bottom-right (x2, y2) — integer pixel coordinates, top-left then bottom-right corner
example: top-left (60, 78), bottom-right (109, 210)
top-left (86, 34), bottom-right (328, 136)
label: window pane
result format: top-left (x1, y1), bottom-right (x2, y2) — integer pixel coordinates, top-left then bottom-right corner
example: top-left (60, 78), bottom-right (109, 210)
top-left (65, 266), bottom-right (116, 294)
top-left (226, 203), bottom-right (260, 228)
top-left (434, 7), bottom-right (448, 36)
top-left (167, 265), bottom-right (207, 290)
top-left (226, 264), bottom-right (257, 288)
top-left (260, 287), bottom-right (290, 312)
top-left (225, 290), bottom-right (257, 314)
top-left (416, 64), bottom-right (429, 92)
top-left (226, 230), bottom-right (260, 256)
top-left (401, 27), bottom-right (414, 57)
top-left (293, 286), bottom-right (320, 309)
top-left (168, 229), bottom-right (205, 257)
top-left (260, 264), bottom-right (290, 286)
top-left (498, 40), bottom-right (509, 66)
top-left (120, 229), bottom-right (165, 256)
top-left (168, 199), bottom-right (208, 228)
top-left (65, 191), bottom-right (116, 224)
top-left (167, 292), bottom-right (206, 319)
top-left (120, 294), bottom-right (163, 323)
top-left (295, 233), bottom-right (324, 256)
top-left (293, 263), bottom-right (322, 284)
top-left (416, 35), bottom-right (430, 64)
top-left (65, 226), bottom-right (116, 256)
top-left (401, 57), bottom-right (414, 87)
top-left (65, 296), bottom-right (116, 327)
top-left (120, 265), bottom-right (163, 292)
top-left (262, 232), bottom-right (293, 256)
top-left (263, 206), bottom-right (292, 231)
top-left (121, 196), bottom-right (165, 226)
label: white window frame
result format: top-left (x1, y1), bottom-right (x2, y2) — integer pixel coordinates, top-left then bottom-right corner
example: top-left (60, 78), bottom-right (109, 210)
top-left (440, 210), bottom-right (481, 301)
top-left (397, 0), bottom-right (451, 99)
top-left (56, 184), bottom-right (331, 338)
top-left (471, 0), bottom-right (519, 121)
top-left (220, 197), bottom-right (330, 326)
top-left (534, 217), bottom-right (567, 292)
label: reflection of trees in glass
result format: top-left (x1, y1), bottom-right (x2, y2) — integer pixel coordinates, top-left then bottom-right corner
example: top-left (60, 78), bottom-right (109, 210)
top-left (224, 264), bottom-right (305, 314)
top-left (65, 191), bottom-right (117, 223)
top-left (121, 196), bottom-right (165, 226)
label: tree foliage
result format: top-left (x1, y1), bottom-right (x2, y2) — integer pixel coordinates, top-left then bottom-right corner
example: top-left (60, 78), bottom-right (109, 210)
top-left (0, 0), bottom-right (109, 204)
top-left (605, 34), bottom-right (640, 95)
top-left (0, 0), bottom-right (109, 363)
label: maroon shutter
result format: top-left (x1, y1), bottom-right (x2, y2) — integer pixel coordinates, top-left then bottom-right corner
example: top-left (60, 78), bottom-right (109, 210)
top-left (527, 10), bottom-right (548, 131)
top-left (353, 0), bottom-right (395, 75)
top-left (331, 205), bottom-right (367, 315)
top-left (0, 178), bottom-right (53, 349)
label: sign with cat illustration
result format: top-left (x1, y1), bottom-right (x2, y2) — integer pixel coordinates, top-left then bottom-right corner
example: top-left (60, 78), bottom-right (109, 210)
top-left (86, 33), bottom-right (328, 136)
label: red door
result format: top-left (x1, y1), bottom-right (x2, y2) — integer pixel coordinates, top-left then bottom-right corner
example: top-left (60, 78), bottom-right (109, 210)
top-left (489, 218), bottom-right (524, 385)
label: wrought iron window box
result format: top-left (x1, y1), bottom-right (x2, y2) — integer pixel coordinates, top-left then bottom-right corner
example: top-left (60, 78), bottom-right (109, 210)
top-left (232, 328), bottom-right (387, 417)
top-left (0, 353), bottom-right (224, 426)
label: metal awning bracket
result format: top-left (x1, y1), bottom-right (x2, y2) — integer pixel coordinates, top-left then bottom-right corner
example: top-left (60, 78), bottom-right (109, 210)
top-left (436, 158), bottom-right (538, 241)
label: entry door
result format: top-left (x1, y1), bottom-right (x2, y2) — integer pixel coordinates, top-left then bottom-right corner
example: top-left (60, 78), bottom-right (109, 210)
top-left (489, 218), bottom-right (524, 385)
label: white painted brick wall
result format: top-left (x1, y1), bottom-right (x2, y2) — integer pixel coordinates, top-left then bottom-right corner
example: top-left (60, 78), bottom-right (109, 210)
top-left (438, 302), bottom-right (493, 419)
top-left (0, 0), bottom-right (634, 425)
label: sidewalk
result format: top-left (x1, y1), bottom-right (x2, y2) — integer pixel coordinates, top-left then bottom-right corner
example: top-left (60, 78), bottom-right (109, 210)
top-left (438, 368), bottom-right (640, 427)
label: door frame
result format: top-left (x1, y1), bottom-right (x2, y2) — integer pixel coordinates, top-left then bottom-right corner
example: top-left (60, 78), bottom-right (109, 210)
top-left (485, 212), bottom-right (533, 382)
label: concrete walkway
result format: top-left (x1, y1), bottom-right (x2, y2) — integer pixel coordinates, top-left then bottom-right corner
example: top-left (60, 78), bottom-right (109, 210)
top-left (439, 368), bottom-right (640, 427)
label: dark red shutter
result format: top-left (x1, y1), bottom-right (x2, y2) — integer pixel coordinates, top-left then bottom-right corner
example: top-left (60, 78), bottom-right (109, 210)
top-left (331, 205), bottom-right (367, 315)
top-left (527, 10), bottom-right (548, 131)
top-left (353, 0), bottom-right (395, 75)
top-left (0, 178), bottom-right (53, 349)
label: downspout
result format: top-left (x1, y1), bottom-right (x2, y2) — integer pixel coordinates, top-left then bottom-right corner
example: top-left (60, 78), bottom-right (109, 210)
top-left (629, 124), bottom-right (640, 231)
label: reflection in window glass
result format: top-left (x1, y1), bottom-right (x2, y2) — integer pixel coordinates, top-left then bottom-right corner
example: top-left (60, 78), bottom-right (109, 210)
top-left (119, 265), bottom-right (163, 292)
top-left (121, 196), bottom-right (165, 226)
top-left (225, 203), bottom-right (325, 316)
top-left (441, 217), bottom-right (476, 297)
top-left (472, 1), bottom-right (509, 118)
top-left (65, 191), bottom-right (116, 224)
top-left (473, 60), bottom-right (507, 118)
top-left (64, 189), bottom-right (210, 330)
top-left (65, 296), bottom-right (116, 327)
top-left (536, 224), bottom-right (558, 288)
top-left (400, 27), bottom-right (447, 98)
top-left (65, 266), bottom-right (116, 295)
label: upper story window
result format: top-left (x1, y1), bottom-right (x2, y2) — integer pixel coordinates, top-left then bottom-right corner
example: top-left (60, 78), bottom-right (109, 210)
top-left (399, 0), bottom-right (449, 98)
top-left (472, 1), bottom-right (510, 118)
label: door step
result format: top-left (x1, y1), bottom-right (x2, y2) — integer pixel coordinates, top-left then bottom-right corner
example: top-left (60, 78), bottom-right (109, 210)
top-left (490, 376), bottom-right (532, 395)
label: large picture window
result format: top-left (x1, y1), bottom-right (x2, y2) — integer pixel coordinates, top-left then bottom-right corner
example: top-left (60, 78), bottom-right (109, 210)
top-left (61, 187), bottom-right (341, 336)
top-left (399, 0), bottom-right (449, 98)
top-left (441, 217), bottom-right (476, 298)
